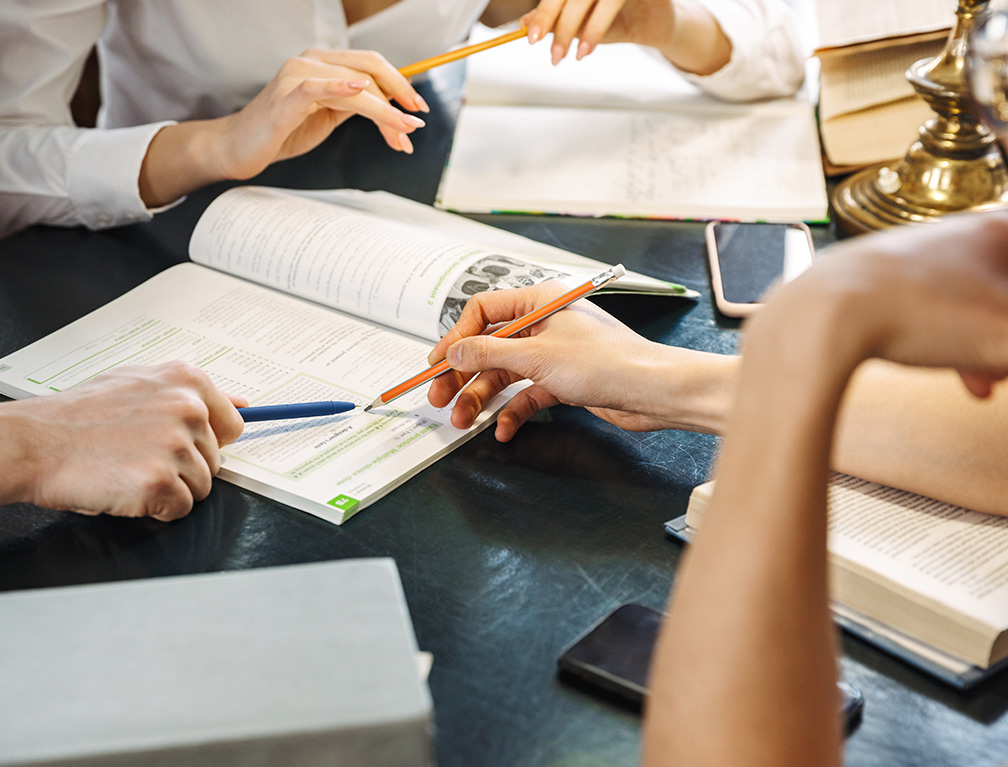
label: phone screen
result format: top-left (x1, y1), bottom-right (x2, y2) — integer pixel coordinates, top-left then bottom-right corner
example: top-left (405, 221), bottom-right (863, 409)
top-left (706, 222), bottom-right (815, 316)
top-left (558, 603), bottom-right (661, 704)
top-left (558, 603), bottom-right (864, 731)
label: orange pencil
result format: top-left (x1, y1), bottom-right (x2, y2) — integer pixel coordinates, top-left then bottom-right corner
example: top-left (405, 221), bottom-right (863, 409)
top-left (397, 25), bottom-right (528, 78)
top-left (363, 264), bottom-right (626, 412)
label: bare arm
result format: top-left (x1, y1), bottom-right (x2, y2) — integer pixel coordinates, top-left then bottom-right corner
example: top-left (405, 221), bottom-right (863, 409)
top-left (644, 210), bottom-right (1008, 766)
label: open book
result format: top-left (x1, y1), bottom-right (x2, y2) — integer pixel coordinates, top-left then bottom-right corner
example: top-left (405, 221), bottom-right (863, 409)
top-left (814, 0), bottom-right (950, 172)
top-left (0, 186), bottom-right (688, 526)
top-left (666, 474), bottom-right (1008, 687)
top-left (435, 26), bottom-right (828, 223)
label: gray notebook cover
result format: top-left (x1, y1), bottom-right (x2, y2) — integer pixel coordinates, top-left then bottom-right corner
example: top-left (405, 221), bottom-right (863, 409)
top-left (0, 558), bottom-right (432, 767)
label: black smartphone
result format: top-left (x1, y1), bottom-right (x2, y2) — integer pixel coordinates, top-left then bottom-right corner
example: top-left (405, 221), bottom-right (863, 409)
top-left (558, 603), bottom-right (864, 732)
top-left (705, 221), bottom-right (815, 318)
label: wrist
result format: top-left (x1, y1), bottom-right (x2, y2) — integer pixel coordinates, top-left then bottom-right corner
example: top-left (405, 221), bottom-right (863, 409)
top-left (0, 403), bottom-right (47, 506)
top-left (139, 119), bottom-right (232, 208)
top-left (632, 345), bottom-right (738, 434)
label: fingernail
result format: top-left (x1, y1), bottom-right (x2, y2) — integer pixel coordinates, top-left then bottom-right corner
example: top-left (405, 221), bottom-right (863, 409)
top-left (447, 344), bottom-right (462, 367)
top-left (414, 95), bottom-right (430, 113)
top-left (551, 43), bottom-right (564, 66)
top-left (528, 25), bottom-right (542, 44)
top-left (346, 80), bottom-right (369, 90)
top-left (402, 114), bottom-right (426, 129)
top-left (399, 133), bottom-right (414, 154)
top-left (576, 40), bottom-right (592, 60)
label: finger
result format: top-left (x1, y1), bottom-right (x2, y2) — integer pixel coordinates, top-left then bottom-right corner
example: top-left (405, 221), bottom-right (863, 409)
top-left (526, 0), bottom-right (567, 44)
top-left (304, 48), bottom-right (429, 112)
top-left (147, 476), bottom-right (197, 522)
top-left (577, 0), bottom-right (624, 57)
top-left (494, 385), bottom-right (562, 441)
top-left (551, 0), bottom-right (597, 64)
top-left (428, 367), bottom-right (476, 408)
top-left (449, 368), bottom-right (524, 428)
top-left (162, 362), bottom-right (245, 447)
top-left (428, 283), bottom-right (569, 365)
top-left (376, 123), bottom-right (415, 154)
top-left (959, 370), bottom-right (1008, 399)
top-left (446, 333), bottom-right (545, 380)
top-left (312, 83), bottom-right (425, 137)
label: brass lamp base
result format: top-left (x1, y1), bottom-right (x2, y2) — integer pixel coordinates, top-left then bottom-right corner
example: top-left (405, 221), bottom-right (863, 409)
top-left (831, 0), bottom-right (1008, 235)
top-left (833, 153), bottom-right (1008, 235)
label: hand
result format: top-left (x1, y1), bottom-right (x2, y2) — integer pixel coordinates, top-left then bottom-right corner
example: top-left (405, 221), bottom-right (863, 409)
top-left (524, 0), bottom-right (731, 75)
top-left (526, 0), bottom-right (676, 64)
top-left (12, 362), bottom-right (246, 521)
top-left (427, 281), bottom-right (731, 440)
top-left (140, 49), bottom-right (429, 207)
top-left (746, 210), bottom-right (1008, 397)
top-left (217, 49), bottom-right (429, 176)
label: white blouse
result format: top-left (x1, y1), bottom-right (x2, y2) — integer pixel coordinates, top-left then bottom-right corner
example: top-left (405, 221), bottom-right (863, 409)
top-left (0, 0), bottom-right (804, 238)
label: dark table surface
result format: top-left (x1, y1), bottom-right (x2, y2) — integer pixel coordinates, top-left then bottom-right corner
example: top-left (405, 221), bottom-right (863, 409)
top-left (1, 65), bottom-right (1006, 766)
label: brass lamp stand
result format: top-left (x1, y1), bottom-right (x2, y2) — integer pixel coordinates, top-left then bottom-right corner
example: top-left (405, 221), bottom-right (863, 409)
top-left (832, 0), bottom-right (1008, 234)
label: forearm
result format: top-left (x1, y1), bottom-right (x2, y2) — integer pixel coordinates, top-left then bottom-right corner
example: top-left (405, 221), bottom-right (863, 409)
top-left (834, 361), bottom-right (1008, 515)
top-left (643, 305), bottom-right (862, 767)
top-left (138, 120), bottom-right (229, 208)
top-left (655, 0), bottom-right (732, 76)
top-left (0, 403), bottom-right (44, 506)
top-left (653, 349), bottom-right (1008, 514)
top-left (634, 344), bottom-right (736, 434)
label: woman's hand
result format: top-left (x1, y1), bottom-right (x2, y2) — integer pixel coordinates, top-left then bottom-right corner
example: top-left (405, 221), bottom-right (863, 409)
top-left (140, 49), bottom-right (429, 208)
top-left (427, 281), bottom-right (735, 440)
top-left (524, 0), bottom-right (730, 74)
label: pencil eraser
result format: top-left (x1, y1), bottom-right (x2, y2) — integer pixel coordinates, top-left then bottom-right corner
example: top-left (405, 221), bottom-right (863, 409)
top-left (613, 264), bottom-right (626, 279)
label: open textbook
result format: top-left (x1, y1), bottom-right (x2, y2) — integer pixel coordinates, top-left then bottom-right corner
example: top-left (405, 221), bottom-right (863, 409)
top-left (0, 186), bottom-right (687, 526)
top-left (435, 26), bottom-right (828, 222)
top-left (814, 0), bottom-right (950, 171)
top-left (666, 474), bottom-right (1008, 687)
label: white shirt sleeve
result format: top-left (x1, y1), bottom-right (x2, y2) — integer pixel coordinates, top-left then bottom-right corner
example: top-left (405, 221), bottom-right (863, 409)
top-left (683, 0), bottom-right (807, 102)
top-left (0, 2), bottom-right (170, 239)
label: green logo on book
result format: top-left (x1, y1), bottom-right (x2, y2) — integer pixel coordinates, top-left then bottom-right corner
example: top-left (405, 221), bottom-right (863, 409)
top-left (328, 494), bottom-right (360, 516)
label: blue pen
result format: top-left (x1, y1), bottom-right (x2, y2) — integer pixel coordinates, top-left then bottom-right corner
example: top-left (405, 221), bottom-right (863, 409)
top-left (238, 400), bottom-right (356, 422)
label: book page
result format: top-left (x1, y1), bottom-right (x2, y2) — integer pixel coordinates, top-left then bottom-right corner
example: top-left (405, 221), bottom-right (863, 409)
top-left (442, 25), bottom-right (827, 222)
top-left (437, 102), bottom-right (828, 222)
top-left (191, 187), bottom-right (522, 343)
top-left (827, 474), bottom-right (1008, 635)
top-left (296, 188), bottom-right (688, 295)
top-left (815, 0), bottom-right (951, 49)
top-left (818, 36), bottom-right (943, 118)
top-left (0, 264), bottom-right (516, 525)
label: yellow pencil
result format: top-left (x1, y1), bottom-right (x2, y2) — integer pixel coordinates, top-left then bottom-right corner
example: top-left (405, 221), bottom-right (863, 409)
top-left (398, 26), bottom-right (528, 78)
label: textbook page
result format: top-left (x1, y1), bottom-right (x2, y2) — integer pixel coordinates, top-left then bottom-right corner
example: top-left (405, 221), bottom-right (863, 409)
top-left (684, 474), bottom-right (1008, 669)
top-left (437, 27), bottom-right (828, 222)
top-left (826, 473), bottom-right (1008, 667)
top-left (818, 35), bottom-right (944, 120)
top-left (190, 187), bottom-right (691, 342)
top-left (0, 264), bottom-right (516, 525)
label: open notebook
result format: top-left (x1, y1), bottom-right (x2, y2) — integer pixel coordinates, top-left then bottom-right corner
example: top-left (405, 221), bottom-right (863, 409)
top-left (436, 25), bottom-right (828, 222)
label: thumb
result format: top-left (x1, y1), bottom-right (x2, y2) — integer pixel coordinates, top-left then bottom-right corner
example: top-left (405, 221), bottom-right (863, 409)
top-left (447, 335), bottom-right (532, 376)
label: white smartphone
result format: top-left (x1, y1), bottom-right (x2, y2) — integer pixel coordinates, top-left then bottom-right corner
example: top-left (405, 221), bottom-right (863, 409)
top-left (705, 221), bottom-right (815, 318)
